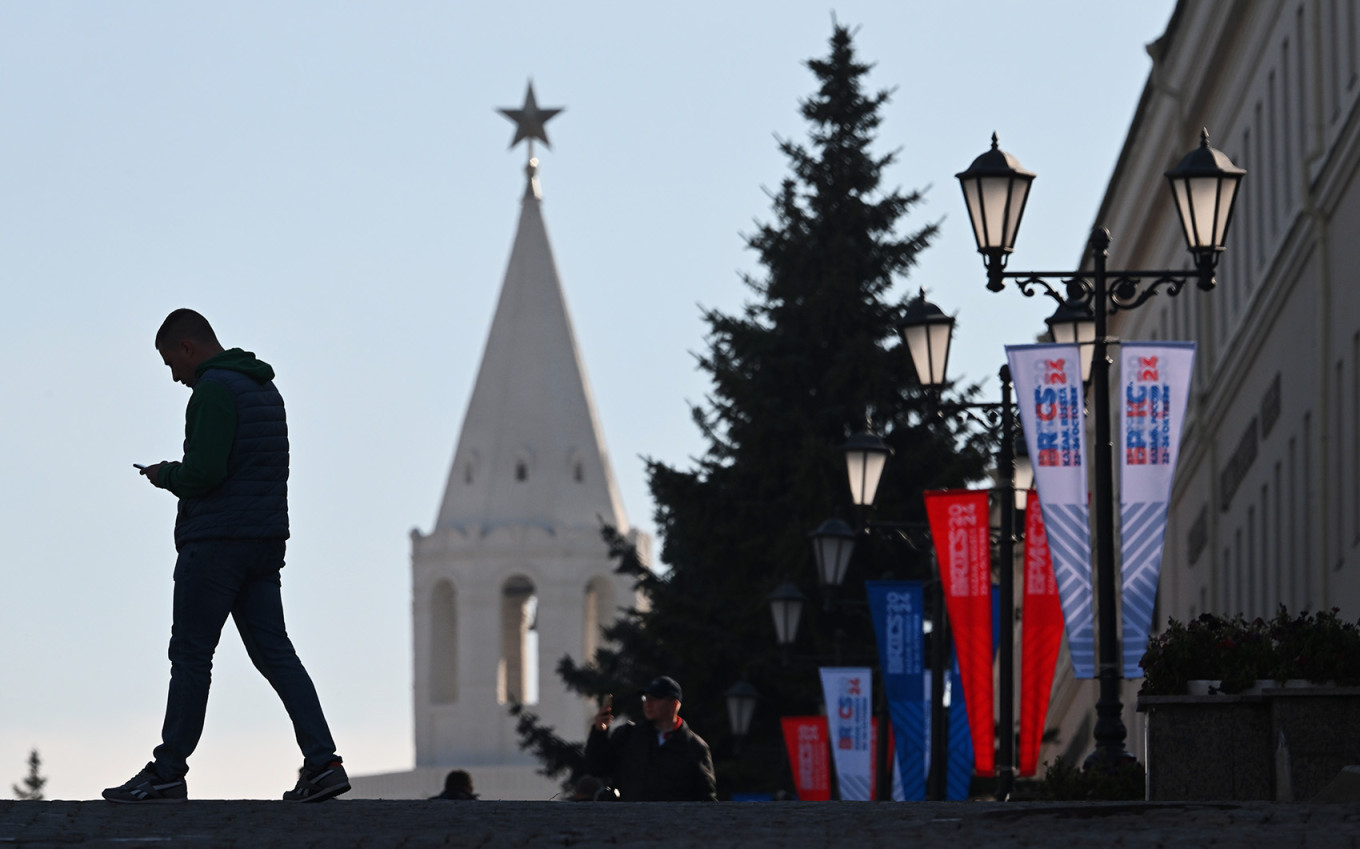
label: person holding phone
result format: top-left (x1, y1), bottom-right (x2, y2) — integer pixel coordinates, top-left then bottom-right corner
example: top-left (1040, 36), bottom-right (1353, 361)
top-left (584, 676), bottom-right (716, 801)
top-left (103, 308), bottom-right (347, 804)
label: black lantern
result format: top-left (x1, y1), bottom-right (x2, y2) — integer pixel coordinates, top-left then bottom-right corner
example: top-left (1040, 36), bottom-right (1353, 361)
top-left (956, 133), bottom-right (1036, 291)
top-left (842, 431), bottom-right (892, 507)
top-left (1165, 128), bottom-right (1247, 289)
top-left (1044, 299), bottom-right (1097, 385)
top-left (809, 518), bottom-right (856, 587)
top-left (766, 581), bottom-right (806, 647)
top-left (724, 681), bottom-right (759, 744)
top-left (897, 290), bottom-right (955, 388)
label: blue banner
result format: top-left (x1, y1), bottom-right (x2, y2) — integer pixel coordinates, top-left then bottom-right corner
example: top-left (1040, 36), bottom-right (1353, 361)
top-left (947, 655), bottom-right (974, 800)
top-left (866, 581), bottom-right (926, 801)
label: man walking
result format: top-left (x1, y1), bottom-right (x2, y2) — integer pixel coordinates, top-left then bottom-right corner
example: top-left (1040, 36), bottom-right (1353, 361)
top-left (103, 308), bottom-right (348, 803)
top-left (585, 676), bottom-right (717, 801)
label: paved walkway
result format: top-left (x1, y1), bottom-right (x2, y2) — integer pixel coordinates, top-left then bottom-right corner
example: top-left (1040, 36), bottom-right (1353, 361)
top-left (3, 800), bottom-right (1360, 848)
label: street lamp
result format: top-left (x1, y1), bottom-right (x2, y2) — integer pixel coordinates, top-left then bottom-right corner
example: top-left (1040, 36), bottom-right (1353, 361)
top-left (809, 518), bottom-right (856, 588)
top-left (842, 431), bottom-right (892, 507)
top-left (955, 133), bottom-right (1036, 292)
top-left (1044, 300), bottom-right (1097, 385)
top-left (897, 295), bottom-right (1022, 798)
top-left (956, 129), bottom-right (1244, 768)
top-left (724, 681), bottom-right (760, 753)
top-left (1166, 129), bottom-right (1247, 289)
top-left (767, 581), bottom-right (807, 651)
top-left (901, 290), bottom-right (955, 387)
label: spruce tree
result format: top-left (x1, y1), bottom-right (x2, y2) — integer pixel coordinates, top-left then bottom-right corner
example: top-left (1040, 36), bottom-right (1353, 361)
top-left (527, 22), bottom-right (988, 796)
top-left (12, 749), bottom-right (46, 801)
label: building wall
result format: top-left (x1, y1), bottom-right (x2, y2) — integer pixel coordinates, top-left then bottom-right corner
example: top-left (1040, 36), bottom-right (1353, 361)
top-left (1038, 0), bottom-right (1360, 769)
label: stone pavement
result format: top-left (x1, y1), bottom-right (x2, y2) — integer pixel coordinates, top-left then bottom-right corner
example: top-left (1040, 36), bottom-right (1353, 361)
top-left (3, 800), bottom-right (1360, 848)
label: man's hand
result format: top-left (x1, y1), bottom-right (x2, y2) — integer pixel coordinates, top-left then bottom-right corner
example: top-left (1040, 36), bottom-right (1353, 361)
top-left (591, 702), bottom-right (613, 733)
top-left (139, 462), bottom-right (167, 487)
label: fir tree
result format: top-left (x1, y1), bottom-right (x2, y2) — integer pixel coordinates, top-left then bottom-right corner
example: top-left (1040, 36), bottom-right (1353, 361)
top-left (12, 749), bottom-right (46, 801)
top-left (521, 22), bottom-right (988, 796)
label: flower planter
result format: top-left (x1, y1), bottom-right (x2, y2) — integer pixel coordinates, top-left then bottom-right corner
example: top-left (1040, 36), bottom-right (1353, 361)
top-left (1139, 687), bottom-right (1360, 800)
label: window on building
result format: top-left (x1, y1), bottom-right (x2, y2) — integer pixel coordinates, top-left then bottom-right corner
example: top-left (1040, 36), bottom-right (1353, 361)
top-left (583, 576), bottom-right (615, 661)
top-left (431, 580), bottom-right (457, 704)
top-left (1284, 39), bottom-right (1295, 209)
top-left (498, 576), bottom-right (539, 705)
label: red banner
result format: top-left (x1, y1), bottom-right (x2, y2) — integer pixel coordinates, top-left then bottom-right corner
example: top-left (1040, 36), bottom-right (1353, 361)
top-left (781, 717), bottom-right (896, 800)
top-left (924, 489), bottom-right (994, 775)
top-left (1019, 489), bottom-right (1064, 776)
top-left (781, 717), bottom-right (831, 801)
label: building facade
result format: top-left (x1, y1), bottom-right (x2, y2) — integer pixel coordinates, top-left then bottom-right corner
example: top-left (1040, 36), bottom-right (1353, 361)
top-left (1039, 0), bottom-right (1360, 768)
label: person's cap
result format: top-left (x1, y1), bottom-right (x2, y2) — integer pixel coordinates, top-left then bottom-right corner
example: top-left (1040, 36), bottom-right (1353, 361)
top-left (639, 675), bottom-right (683, 702)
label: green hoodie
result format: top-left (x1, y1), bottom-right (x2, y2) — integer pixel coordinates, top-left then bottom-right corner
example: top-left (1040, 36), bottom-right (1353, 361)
top-left (157, 348), bottom-right (276, 499)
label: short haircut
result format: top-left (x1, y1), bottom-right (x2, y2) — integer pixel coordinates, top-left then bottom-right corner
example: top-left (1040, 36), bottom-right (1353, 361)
top-left (155, 308), bottom-right (219, 350)
top-left (444, 770), bottom-right (472, 793)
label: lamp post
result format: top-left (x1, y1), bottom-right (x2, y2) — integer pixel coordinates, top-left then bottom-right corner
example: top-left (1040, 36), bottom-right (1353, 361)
top-left (898, 290), bottom-right (1025, 798)
top-left (955, 129), bottom-right (1244, 767)
top-left (802, 492), bottom-right (943, 802)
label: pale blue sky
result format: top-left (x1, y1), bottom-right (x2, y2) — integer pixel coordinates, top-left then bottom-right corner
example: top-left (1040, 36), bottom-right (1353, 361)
top-left (0, 1), bottom-right (1178, 799)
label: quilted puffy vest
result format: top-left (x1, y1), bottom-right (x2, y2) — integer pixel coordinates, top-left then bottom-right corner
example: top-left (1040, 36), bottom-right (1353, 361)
top-left (173, 368), bottom-right (289, 549)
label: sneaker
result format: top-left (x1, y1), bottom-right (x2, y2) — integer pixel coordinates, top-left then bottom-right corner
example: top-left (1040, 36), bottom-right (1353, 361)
top-left (102, 762), bottom-right (188, 804)
top-left (283, 760), bottom-right (350, 802)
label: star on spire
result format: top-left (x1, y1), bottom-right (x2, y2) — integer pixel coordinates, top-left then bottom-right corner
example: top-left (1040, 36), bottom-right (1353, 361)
top-left (497, 81), bottom-right (564, 152)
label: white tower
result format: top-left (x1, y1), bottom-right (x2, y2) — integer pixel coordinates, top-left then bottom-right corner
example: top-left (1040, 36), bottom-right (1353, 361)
top-left (352, 84), bottom-right (647, 800)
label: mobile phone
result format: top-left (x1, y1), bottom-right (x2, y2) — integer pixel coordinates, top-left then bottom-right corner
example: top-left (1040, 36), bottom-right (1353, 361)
top-left (133, 463), bottom-right (148, 470)
top-left (602, 693), bottom-right (613, 709)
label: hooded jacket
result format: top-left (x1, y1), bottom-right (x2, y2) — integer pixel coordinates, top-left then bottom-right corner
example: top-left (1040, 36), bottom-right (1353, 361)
top-left (155, 348), bottom-right (289, 549)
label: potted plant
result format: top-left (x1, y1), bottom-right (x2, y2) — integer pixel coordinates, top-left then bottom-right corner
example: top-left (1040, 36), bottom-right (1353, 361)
top-left (1265, 607), bottom-right (1360, 686)
top-left (1138, 606), bottom-right (1360, 801)
top-left (1139, 607), bottom-right (1360, 695)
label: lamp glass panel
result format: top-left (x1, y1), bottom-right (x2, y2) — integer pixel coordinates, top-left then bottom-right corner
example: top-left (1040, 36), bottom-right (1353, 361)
top-left (903, 323), bottom-right (933, 386)
top-left (1171, 177), bottom-right (1196, 248)
top-left (905, 322), bottom-right (951, 387)
top-left (926, 323), bottom-right (952, 385)
top-left (846, 449), bottom-right (888, 507)
top-left (727, 692), bottom-right (757, 737)
top-left (1002, 177), bottom-right (1031, 251)
top-left (1211, 178), bottom-right (1240, 247)
top-left (962, 178), bottom-right (987, 251)
top-left (814, 533), bottom-right (853, 586)
top-left (1186, 177), bottom-right (1222, 249)
top-left (979, 175), bottom-right (1015, 250)
top-left (770, 595), bottom-right (803, 646)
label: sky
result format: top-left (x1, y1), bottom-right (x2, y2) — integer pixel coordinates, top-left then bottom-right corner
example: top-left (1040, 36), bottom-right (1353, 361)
top-left (0, 1), bottom-right (1180, 800)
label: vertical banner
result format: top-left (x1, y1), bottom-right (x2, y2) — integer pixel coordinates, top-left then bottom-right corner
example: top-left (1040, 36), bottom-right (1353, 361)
top-left (780, 717), bottom-right (831, 801)
top-left (1007, 343), bottom-right (1095, 678)
top-left (1120, 342), bottom-right (1196, 677)
top-left (819, 667), bottom-right (873, 800)
top-left (923, 489), bottom-right (994, 775)
top-left (946, 655), bottom-right (975, 800)
top-left (866, 581), bottom-right (926, 800)
top-left (1018, 489), bottom-right (1063, 776)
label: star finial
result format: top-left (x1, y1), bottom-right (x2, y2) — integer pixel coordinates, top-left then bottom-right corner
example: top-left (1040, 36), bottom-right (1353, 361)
top-left (497, 81), bottom-right (564, 154)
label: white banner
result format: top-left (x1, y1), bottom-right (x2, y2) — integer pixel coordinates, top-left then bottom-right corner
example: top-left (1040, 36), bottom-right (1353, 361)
top-left (1007, 343), bottom-right (1095, 678)
top-left (819, 667), bottom-right (873, 801)
top-left (1120, 342), bottom-right (1196, 676)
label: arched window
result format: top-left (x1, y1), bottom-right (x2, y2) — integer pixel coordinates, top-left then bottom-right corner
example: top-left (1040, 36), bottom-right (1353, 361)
top-left (430, 580), bottom-right (457, 704)
top-left (583, 576), bottom-right (616, 661)
top-left (498, 576), bottom-right (539, 705)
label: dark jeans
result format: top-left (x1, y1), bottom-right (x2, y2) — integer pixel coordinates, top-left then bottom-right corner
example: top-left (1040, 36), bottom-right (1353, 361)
top-left (152, 539), bottom-right (339, 778)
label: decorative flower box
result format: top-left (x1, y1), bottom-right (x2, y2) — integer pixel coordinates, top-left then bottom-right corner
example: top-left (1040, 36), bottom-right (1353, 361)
top-left (1138, 687), bottom-right (1360, 800)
